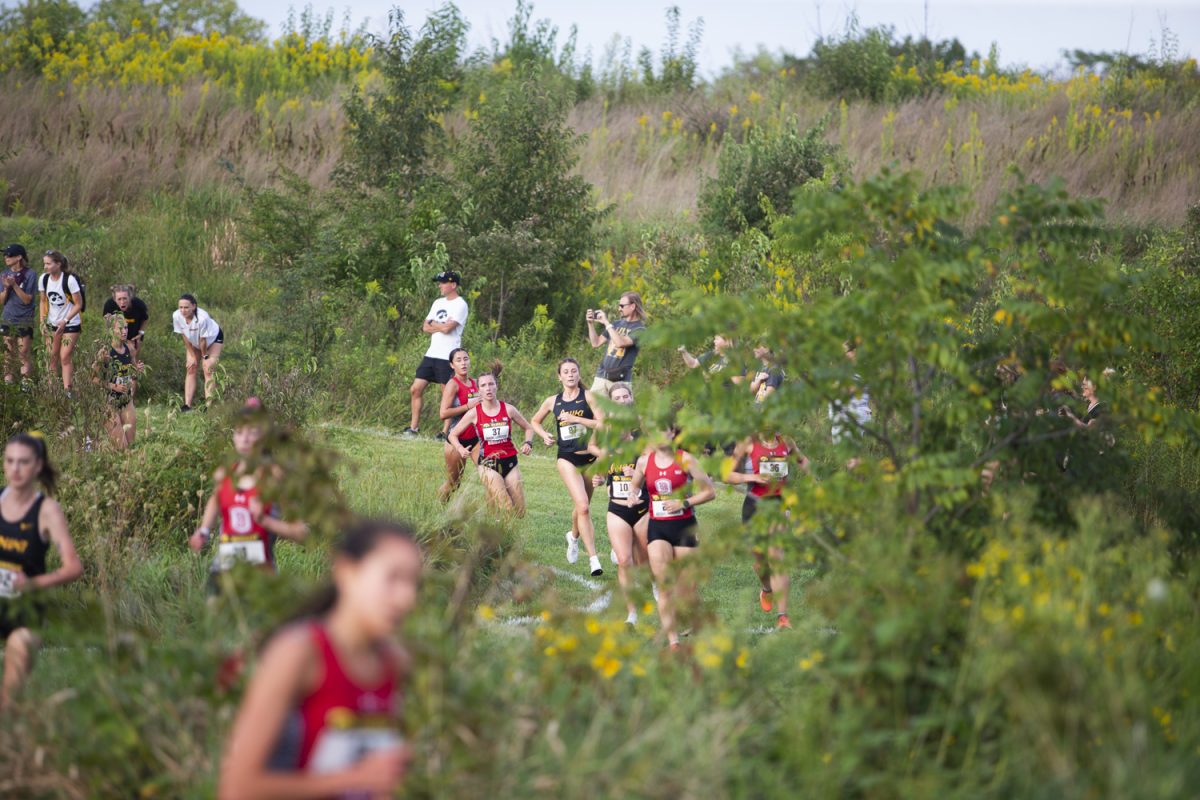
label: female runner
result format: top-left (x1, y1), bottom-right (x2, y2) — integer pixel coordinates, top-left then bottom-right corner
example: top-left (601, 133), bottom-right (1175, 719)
top-left (448, 367), bottom-right (535, 515)
top-left (590, 382), bottom-right (648, 623)
top-left (92, 314), bottom-right (138, 449)
top-left (726, 432), bottom-right (808, 630)
top-left (529, 358), bottom-right (604, 577)
top-left (217, 519), bottom-right (419, 799)
top-left (627, 428), bottom-right (715, 649)
top-left (436, 348), bottom-right (483, 503)
top-left (189, 402), bottom-right (308, 576)
top-left (0, 432), bottom-right (82, 708)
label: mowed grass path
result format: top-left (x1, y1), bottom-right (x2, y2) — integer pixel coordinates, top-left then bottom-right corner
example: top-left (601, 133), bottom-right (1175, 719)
top-left (322, 425), bottom-right (813, 634)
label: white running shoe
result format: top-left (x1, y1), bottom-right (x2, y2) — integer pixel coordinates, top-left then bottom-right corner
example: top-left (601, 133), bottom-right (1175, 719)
top-left (625, 610), bottom-right (638, 625)
top-left (610, 549), bottom-right (618, 564)
top-left (565, 531), bottom-right (580, 564)
top-left (589, 555), bottom-right (603, 577)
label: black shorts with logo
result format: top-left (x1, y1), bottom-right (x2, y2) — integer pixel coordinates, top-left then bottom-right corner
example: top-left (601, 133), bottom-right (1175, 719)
top-left (481, 454), bottom-right (519, 478)
top-left (415, 356), bottom-right (453, 384)
top-left (608, 501), bottom-right (648, 528)
top-left (45, 322), bottom-right (82, 335)
top-left (0, 324), bottom-right (33, 338)
top-left (558, 451), bottom-right (597, 469)
top-left (647, 516), bottom-right (699, 548)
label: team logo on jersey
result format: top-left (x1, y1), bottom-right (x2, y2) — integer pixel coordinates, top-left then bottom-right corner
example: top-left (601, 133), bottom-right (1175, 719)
top-left (654, 478), bottom-right (673, 494)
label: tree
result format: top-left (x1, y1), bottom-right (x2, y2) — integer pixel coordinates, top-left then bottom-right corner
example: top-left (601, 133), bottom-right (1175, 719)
top-left (443, 68), bottom-right (600, 336)
top-left (339, 4), bottom-right (466, 192)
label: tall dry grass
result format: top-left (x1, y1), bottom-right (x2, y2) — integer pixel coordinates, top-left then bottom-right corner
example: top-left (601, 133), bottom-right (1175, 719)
top-left (0, 79), bottom-right (344, 212)
top-left (2, 77), bottom-right (1195, 227)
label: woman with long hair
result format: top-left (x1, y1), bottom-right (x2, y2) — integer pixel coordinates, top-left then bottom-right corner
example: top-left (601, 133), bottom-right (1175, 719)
top-left (0, 432), bottom-right (82, 708)
top-left (448, 367), bottom-right (535, 515)
top-left (92, 313), bottom-right (139, 449)
top-left (172, 293), bottom-right (224, 411)
top-left (529, 358), bottom-right (605, 576)
top-left (217, 520), bottom-right (420, 798)
top-left (591, 382), bottom-right (649, 623)
top-left (627, 427), bottom-right (715, 649)
top-left (103, 284), bottom-right (149, 364)
top-left (436, 348), bottom-right (484, 502)
top-left (39, 250), bottom-right (83, 393)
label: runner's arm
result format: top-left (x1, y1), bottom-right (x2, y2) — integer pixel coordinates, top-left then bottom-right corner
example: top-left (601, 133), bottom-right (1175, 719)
top-left (448, 408), bottom-right (478, 456)
top-left (508, 406), bottom-right (537, 454)
top-left (438, 381), bottom-right (469, 420)
top-left (722, 439), bottom-right (761, 485)
top-left (527, 397), bottom-right (556, 445)
top-left (30, 498), bottom-right (82, 590)
top-left (626, 455), bottom-right (648, 507)
top-left (190, 471), bottom-right (224, 551)
top-left (682, 453), bottom-right (716, 508)
top-left (579, 391), bottom-right (604, 429)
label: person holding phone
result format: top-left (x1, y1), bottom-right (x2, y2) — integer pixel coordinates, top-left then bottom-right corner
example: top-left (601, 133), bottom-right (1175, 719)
top-left (0, 245), bottom-right (37, 386)
top-left (586, 291), bottom-right (646, 398)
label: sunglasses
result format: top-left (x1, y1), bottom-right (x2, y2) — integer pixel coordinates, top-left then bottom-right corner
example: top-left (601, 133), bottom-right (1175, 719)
top-left (618, 301), bottom-right (632, 308)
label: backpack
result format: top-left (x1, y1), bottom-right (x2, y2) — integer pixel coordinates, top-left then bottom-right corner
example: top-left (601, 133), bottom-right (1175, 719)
top-left (41, 271), bottom-right (87, 314)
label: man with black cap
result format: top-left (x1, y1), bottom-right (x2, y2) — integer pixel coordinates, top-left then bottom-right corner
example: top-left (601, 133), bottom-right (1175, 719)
top-left (405, 271), bottom-right (468, 439)
top-left (0, 244), bottom-right (38, 385)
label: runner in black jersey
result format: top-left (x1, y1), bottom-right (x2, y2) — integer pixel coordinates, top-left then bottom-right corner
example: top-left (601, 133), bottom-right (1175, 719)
top-left (529, 358), bottom-right (605, 577)
top-left (0, 432), bottom-right (82, 708)
top-left (590, 383), bottom-right (648, 623)
top-left (92, 313), bottom-right (139, 449)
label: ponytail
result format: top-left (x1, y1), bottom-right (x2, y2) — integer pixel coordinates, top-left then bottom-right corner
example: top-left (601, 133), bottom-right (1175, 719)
top-left (7, 432), bottom-right (58, 495)
top-left (481, 360), bottom-right (503, 381)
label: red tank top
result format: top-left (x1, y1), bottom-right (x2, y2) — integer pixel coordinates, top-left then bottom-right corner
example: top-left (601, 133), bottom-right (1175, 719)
top-left (216, 472), bottom-right (274, 569)
top-left (748, 438), bottom-right (791, 498)
top-left (453, 376), bottom-right (479, 407)
top-left (294, 623), bottom-right (402, 772)
top-left (646, 450), bottom-right (694, 521)
top-left (475, 402), bottom-right (517, 460)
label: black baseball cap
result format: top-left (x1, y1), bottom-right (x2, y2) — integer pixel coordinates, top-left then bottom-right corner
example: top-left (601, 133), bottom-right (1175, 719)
top-left (434, 270), bottom-right (462, 285)
top-left (2, 244), bottom-right (27, 258)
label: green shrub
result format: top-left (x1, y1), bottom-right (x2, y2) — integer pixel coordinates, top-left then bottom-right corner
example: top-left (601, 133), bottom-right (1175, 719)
top-left (699, 117), bottom-right (840, 236)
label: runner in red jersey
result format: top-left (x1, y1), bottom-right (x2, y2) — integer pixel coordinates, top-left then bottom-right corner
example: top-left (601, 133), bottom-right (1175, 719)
top-left (727, 432), bottom-right (808, 631)
top-left (190, 401), bottom-right (308, 580)
top-left (218, 519), bottom-right (420, 799)
top-left (437, 348), bottom-right (486, 502)
top-left (627, 427), bottom-right (715, 649)
top-left (448, 366), bottom-right (535, 515)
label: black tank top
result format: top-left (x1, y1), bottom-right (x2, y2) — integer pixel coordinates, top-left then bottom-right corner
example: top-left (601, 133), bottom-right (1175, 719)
top-left (106, 345), bottom-right (134, 395)
top-left (0, 489), bottom-right (48, 580)
top-left (553, 390), bottom-right (593, 455)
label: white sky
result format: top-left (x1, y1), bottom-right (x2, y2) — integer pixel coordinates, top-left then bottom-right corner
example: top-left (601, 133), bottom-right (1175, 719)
top-left (243, 0), bottom-right (1200, 75)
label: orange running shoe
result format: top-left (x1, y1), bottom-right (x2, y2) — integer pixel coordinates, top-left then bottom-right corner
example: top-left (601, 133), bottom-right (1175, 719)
top-left (776, 614), bottom-right (792, 630)
top-left (759, 589), bottom-right (773, 613)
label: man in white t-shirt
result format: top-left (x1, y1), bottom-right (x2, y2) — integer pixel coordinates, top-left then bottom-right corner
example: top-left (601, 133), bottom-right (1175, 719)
top-left (404, 271), bottom-right (468, 439)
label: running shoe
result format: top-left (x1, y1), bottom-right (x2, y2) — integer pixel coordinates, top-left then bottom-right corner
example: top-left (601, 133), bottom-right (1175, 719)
top-left (776, 614), bottom-right (792, 630)
top-left (401, 427), bottom-right (419, 438)
top-left (434, 432), bottom-right (448, 442)
top-left (759, 589), bottom-right (773, 613)
top-left (610, 549), bottom-right (618, 564)
top-left (565, 531), bottom-right (580, 564)
top-left (625, 610), bottom-right (638, 625)
top-left (179, 404), bottom-right (192, 413)
top-left (589, 555), bottom-right (603, 577)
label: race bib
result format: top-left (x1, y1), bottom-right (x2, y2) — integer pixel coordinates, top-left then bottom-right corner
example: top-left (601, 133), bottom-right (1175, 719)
top-left (652, 498), bottom-right (685, 518)
top-left (482, 422), bottom-right (510, 445)
top-left (760, 460), bottom-right (789, 478)
top-left (309, 728), bottom-right (403, 775)
top-left (611, 479), bottom-right (632, 500)
top-left (0, 566), bottom-right (21, 598)
top-left (217, 538), bottom-right (266, 570)
top-left (559, 422), bottom-right (584, 441)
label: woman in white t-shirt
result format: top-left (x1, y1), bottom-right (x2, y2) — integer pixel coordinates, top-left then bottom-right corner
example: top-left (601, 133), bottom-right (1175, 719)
top-left (39, 250), bottom-right (84, 394)
top-left (172, 294), bottom-right (224, 411)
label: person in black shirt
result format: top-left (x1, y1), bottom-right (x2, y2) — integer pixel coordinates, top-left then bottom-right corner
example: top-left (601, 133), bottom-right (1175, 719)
top-left (92, 314), bottom-right (139, 449)
top-left (530, 358), bottom-right (606, 577)
top-left (102, 284), bottom-right (149, 364)
top-left (0, 432), bottom-right (82, 709)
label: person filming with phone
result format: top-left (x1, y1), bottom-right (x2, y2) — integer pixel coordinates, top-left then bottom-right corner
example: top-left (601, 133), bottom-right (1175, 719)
top-left (585, 291), bottom-right (646, 398)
